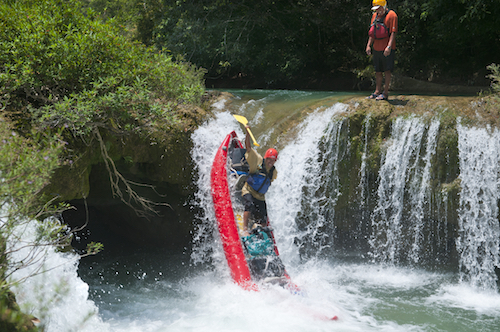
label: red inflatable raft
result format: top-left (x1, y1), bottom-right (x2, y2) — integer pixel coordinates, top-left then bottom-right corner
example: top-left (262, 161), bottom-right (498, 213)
top-left (210, 131), bottom-right (257, 290)
top-left (211, 131), bottom-right (301, 290)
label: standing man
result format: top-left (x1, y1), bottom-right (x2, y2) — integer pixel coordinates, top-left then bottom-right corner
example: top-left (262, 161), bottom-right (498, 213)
top-left (365, 0), bottom-right (398, 101)
top-left (241, 125), bottom-right (278, 236)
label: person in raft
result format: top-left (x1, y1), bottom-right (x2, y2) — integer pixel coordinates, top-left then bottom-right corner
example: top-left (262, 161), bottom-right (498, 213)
top-left (365, 0), bottom-right (398, 101)
top-left (241, 125), bottom-right (278, 236)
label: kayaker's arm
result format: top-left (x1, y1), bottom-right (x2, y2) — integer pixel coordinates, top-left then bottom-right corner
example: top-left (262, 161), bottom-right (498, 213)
top-left (245, 126), bottom-right (252, 150)
top-left (244, 128), bottom-right (260, 174)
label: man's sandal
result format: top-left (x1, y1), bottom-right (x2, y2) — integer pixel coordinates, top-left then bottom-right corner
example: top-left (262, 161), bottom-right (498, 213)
top-left (375, 93), bottom-right (388, 101)
top-left (366, 92), bottom-right (379, 99)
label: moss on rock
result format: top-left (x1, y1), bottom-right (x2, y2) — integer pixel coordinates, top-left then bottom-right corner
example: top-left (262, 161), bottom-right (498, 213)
top-left (0, 290), bottom-right (38, 332)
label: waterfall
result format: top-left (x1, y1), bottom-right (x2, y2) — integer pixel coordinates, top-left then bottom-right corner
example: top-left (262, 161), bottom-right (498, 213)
top-left (357, 114), bottom-right (372, 246)
top-left (294, 117), bottom-right (348, 256)
top-left (456, 123), bottom-right (500, 291)
top-left (268, 104), bottom-right (348, 261)
top-left (190, 112), bottom-right (243, 268)
top-left (358, 114), bottom-right (371, 213)
top-left (3, 211), bottom-right (106, 332)
top-left (369, 116), bottom-right (439, 265)
top-left (191, 101), bottom-right (500, 291)
top-left (5, 90), bottom-right (500, 332)
top-left (408, 119), bottom-right (440, 263)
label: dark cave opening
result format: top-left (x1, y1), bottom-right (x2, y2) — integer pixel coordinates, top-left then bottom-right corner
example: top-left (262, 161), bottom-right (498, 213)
top-left (61, 163), bottom-right (198, 256)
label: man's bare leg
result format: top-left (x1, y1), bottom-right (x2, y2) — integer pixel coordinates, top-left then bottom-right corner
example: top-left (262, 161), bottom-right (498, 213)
top-left (375, 72), bottom-right (383, 95)
top-left (384, 71), bottom-right (391, 97)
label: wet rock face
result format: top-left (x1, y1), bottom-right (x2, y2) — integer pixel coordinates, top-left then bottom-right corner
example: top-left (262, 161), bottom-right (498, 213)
top-left (63, 160), bottom-right (198, 253)
top-left (291, 94), bottom-right (500, 268)
top-left (54, 126), bottom-right (200, 253)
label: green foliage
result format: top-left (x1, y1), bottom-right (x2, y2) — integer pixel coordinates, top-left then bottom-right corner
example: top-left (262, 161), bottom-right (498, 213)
top-left (0, 0), bottom-right (205, 138)
top-left (78, 0), bottom-right (500, 86)
top-left (81, 0), bottom-right (163, 45)
top-left (0, 1), bottom-right (200, 328)
top-left (154, 0), bottom-right (370, 84)
top-left (0, 289), bottom-right (38, 332)
top-left (86, 241), bottom-right (104, 255)
top-left (390, 0), bottom-right (500, 82)
top-left (81, 0), bottom-right (141, 35)
top-left (0, 118), bottom-right (64, 219)
top-left (32, 76), bottom-right (178, 137)
top-left (487, 64), bottom-right (500, 96)
top-left (145, 0), bottom-right (499, 86)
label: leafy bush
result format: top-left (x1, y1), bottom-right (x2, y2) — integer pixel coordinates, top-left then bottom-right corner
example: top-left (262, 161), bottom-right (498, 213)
top-left (0, 2), bottom-right (207, 324)
top-left (0, 0), bottom-right (206, 137)
top-left (0, 119), bottom-right (64, 219)
top-left (81, 0), bottom-right (162, 45)
top-left (154, 0), bottom-right (369, 85)
top-left (487, 64), bottom-right (500, 97)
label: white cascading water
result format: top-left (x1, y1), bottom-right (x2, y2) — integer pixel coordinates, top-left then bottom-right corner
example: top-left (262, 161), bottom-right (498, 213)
top-left (369, 117), bottom-right (443, 265)
top-left (3, 213), bottom-right (107, 332)
top-left (188, 102), bottom-right (347, 328)
top-left (190, 111), bottom-right (242, 270)
top-left (407, 119), bottom-right (440, 263)
top-left (357, 114), bottom-right (371, 225)
top-left (456, 122), bottom-right (500, 291)
top-left (370, 116), bottom-right (428, 263)
top-left (267, 104), bottom-right (348, 263)
top-left (190, 99), bottom-right (348, 271)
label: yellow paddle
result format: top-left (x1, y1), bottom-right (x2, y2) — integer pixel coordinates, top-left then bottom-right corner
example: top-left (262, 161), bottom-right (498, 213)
top-left (233, 114), bottom-right (260, 147)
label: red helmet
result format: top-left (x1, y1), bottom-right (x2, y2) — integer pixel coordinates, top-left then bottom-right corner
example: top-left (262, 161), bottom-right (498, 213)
top-left (264, 148), bottom-right (278, 160)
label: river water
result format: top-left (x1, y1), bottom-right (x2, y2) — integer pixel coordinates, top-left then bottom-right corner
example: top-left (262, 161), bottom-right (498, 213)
top-left (10, 90), bottom-right (500, 331)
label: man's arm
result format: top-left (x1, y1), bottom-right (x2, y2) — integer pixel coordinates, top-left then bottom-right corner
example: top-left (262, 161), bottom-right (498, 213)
top-left (366, 36), bottom-right (374, 55)
top-left (243, 128), bottom-right (261, 174)
top-left (384, 32), bottom-right (396, 56)
top-left (245, 126), bottom-right (252, 150)
top-left (384, 11), bottom-right (398, 56)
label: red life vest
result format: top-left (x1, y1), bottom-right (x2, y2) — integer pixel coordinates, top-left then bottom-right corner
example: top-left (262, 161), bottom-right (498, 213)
top-left (369, 13), bottom-right (389, 39)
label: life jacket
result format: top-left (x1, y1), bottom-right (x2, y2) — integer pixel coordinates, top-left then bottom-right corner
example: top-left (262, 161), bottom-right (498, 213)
top-left (369, 11), bottom-right (389, 40)
top-left (246, 164), bottom-right (275, 194)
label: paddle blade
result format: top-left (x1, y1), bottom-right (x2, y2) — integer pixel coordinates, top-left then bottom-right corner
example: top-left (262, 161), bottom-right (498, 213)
top-left (233, 114), bottom-right (248, 125)
top-left (233, 115), bottom-right (259, 147)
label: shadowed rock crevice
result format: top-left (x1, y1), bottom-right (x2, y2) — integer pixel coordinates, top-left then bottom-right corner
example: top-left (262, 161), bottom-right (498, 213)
top-left (63, 161), bottom-right (198, 254)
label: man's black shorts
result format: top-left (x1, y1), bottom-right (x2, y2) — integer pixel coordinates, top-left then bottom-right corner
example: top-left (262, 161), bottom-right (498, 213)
top-left (373, 49), bottom-right (395, 72)
top-left (243, 193), bottom-right (267, 225)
